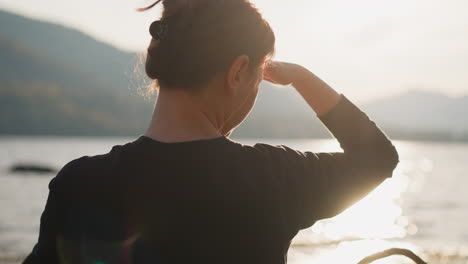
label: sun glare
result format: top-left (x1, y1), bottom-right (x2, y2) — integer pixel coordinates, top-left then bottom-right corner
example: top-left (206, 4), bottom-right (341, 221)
top-left (287, 140), bottom-right (421, 263)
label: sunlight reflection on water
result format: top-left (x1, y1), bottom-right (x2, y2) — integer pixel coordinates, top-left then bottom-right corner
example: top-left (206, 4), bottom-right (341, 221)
top-left (285, 140), bottom-right (426, 264)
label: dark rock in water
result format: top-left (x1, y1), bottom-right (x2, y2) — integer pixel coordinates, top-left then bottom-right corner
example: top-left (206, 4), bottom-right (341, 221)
top-left (10, 164), bottom-right (58, 174)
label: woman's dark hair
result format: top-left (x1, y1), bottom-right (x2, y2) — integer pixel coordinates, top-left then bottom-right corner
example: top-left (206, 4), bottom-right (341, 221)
top-left (138, 0), bottom-right (276, 91)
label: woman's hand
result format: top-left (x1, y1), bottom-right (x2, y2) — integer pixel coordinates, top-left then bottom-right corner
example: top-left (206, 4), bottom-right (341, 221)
top-left (263, 60), bottom-right (306, 86)
top-left (263, 60), bottom-right (341, 116)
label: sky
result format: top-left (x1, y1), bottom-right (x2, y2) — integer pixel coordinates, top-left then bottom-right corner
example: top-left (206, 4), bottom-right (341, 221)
top-left (1, 0), bottom-right (468, 102)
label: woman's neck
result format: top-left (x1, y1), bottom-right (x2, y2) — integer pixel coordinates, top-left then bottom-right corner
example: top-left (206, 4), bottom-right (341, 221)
top-left (144, 89), bottom-right (225, 143)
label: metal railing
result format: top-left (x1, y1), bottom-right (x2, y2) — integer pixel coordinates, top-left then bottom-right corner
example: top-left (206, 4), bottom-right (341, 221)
top-left (358, 248), bottom-right (427, 264)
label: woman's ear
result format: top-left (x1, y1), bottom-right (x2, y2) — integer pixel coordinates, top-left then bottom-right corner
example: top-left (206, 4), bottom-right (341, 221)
top-left (226, 55), bottom-right (250, 95)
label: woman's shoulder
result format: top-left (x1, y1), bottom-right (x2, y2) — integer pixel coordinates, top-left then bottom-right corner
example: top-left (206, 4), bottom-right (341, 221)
top-left (50, 143), bottom-right (130, 191)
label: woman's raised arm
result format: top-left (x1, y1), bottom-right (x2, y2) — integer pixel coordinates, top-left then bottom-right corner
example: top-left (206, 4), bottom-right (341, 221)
top-left (261, 61), bottom-right (400, 230)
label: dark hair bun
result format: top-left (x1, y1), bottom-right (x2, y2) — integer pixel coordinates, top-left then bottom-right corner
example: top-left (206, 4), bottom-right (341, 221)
top-left (139, 0), bottom-right (275, 90)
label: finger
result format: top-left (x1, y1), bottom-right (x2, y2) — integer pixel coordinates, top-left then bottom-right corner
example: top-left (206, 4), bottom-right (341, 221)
top-left (265, 60), bottom-right (278, 72)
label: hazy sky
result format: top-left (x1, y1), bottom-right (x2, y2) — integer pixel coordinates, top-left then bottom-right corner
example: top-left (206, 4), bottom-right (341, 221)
top-left (1, 0), bottom-right (468, 102)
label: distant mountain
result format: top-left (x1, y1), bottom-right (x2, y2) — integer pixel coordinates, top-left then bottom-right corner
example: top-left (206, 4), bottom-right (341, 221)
top-left (0, 9), bottom-right (136, 93)
top-left (365, 90), bottom-right (468, 131)
top-left (0, 9), bottom-right (154, 136)
top-left (1, 9), bottom-right (467, 141)
top-left (362, 90), bottom-right (468, 141)
top-left (237, 87), bottom-right (468, 141)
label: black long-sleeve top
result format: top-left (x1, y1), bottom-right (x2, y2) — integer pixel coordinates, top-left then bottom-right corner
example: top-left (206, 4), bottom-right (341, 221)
top-left (23, 94), bottom-right (399, 264)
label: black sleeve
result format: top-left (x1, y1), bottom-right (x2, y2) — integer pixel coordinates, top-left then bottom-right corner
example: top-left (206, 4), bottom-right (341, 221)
top-left (22, 161), bottom-right (74, 264)
top-left (254, 94), bottom-right (399, 231)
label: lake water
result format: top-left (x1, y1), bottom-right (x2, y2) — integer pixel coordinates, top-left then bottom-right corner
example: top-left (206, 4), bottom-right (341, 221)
top-left (0, 137), bottom-right (467, 264)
